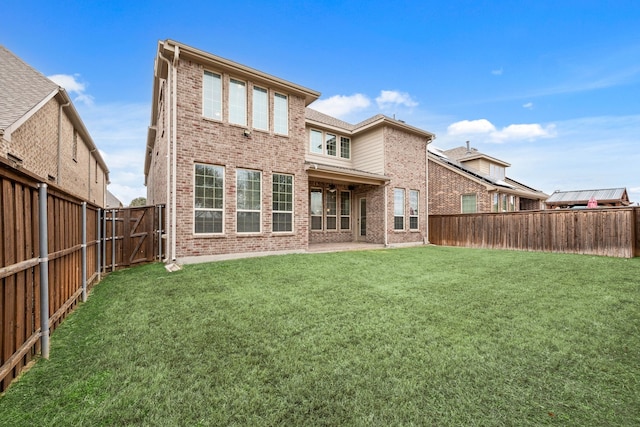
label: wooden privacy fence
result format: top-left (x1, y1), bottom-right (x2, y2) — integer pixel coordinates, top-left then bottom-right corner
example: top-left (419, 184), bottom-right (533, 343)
top-left (0, 161), bottom-right (164, 392)
top-left (429, 207), bottom-right (640, 258)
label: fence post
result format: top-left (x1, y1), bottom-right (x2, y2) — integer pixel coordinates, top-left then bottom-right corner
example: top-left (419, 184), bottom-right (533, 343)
top-left (37, 183), bottom-right (50, 359)
top-left (81, 202), bottom-right (87, 302)
top-left (111, 209), bottom-right (116, 272)
top-left (97, 208), bottom-right (102, 281)
top-left (158, 204), bottom-right (163, 261)
top-left (102, 210), bottom-right (107, 274)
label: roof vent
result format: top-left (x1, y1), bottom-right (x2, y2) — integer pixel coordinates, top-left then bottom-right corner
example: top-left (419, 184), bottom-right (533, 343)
top-left (466, 141), bottom-right (471, 154)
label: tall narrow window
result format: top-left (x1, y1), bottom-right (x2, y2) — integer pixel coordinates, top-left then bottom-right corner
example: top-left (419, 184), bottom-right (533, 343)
top-left (272, 174), bottom-right (293, 232)
top-left (394, 189), bottom-right (405, 230)
top-left (229, 79), bottom-right (246, 125)
top-left (492, 193), bottom-right (500, 212)
top-left (310, 129), bottom-right (323, 154)
top-left (253, 87), bottom-right (268, 130)
top-left (326, 133), bottom-right (337, 156)
top-left (340, 191), bottom-right (351, 230)
top-left (502, 194), bottom-right (507, 212)
top-left (326, 190), bottom-right (337, 230)
top-left (203, 71), bottom-right (222, 120)
top-left (72, 130), bottom-right (78, 161)
top-left (237, 169), bottom-right (261, 232)
top-left (194, 164), bottom-right (224, 234)
top-left (274, 93), bottom-right (288, 135)
top-left (409, 190), bottom-right (419, 230)
top-left (310, 189), bottom-right (323, 230)
top-left (340, 137), bottom-right (350, 159)
top-left (462, 194), bottom-right (477, 213)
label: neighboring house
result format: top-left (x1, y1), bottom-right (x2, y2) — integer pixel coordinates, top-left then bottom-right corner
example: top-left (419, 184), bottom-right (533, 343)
top-left (105, 190), bottom-right (123, 208)
top-left (429, 142), bottom-right (547, 214)
top-left (0, 46), bottom-right (109, 206)
top-left (545, 188), bottom-right (631, 209)
top-left (144, 40), bottom-right (435, 263)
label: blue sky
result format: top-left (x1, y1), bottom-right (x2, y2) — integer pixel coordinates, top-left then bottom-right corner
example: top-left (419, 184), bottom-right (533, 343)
top-left (3, 0), bottom-right (639, 205)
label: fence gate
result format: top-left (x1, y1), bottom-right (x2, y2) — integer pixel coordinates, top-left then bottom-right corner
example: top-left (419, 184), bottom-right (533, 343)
top-left (102, 205), bottom-right (164, 272)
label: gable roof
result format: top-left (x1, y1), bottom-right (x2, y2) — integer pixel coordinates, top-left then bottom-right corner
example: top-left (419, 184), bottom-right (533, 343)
top-left (429, 146), bottom-right (547, 200)
top-left (546, 188), bottom-right (630, 205)
top-left (0, 45), bottom-right (109, 177)
top-left (444, 145), bottom-right (510, 167)
top-left (305, 108), bottom-right (435, 140)
top-left (0, 45), bottom-right (59, 134)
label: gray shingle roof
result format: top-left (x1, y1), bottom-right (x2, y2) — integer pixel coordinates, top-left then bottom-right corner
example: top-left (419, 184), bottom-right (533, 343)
top-left (0, 45), bottom-right (59, 131)
top-left (305, 108), bottom-right (356, 131)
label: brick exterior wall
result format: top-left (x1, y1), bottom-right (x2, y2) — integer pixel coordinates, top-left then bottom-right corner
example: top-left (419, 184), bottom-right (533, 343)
top-left (158, 58), bottom-right (310, 258)
top-left (5, 97), bottom-right (107, 206)
top-left (428, 159), bottom-right (492, 214)
top-left (384, 127), bottom-right (428, 245)
top-left (146, 80), bottom-right (169, 206)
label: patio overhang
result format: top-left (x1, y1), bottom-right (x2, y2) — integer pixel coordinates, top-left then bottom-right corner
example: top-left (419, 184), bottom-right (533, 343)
top-left (305, 162), bottom-right (390, 186)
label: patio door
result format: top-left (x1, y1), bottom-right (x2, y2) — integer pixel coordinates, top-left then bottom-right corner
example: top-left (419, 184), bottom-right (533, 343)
top-left (358, 197), bottom-right (366, 239)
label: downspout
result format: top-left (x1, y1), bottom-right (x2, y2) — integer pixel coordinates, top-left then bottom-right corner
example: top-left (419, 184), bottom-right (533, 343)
top-left (157, 49), bottom-right (172, 262)
top-left (89, 148), bottom-right (96, 202)
top-left (171, 46), bottom-right (179, 262)
top-left (57, 100), bottom-right (70, 184)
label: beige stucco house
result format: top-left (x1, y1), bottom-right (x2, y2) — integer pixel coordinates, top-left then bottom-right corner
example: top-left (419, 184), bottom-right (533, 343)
top-left (429, 142), bottom-right (547, 214)
top-left (144, 40), bottom-right (435, 263)
top-left (0, 46), bottom-right (109, 206)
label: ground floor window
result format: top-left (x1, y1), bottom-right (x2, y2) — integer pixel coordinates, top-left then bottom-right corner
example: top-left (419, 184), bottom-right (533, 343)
top-left (340, 191), bottom-right (351, 230)
top-left (310, 188), bottom-right (351, 231)
top-left (310, 189), bottom-right (323, 230)
top-left (462, 193), bottom-right (477, 213)
top-left (409, 190), bottom-right (419, 230)
top-left (237, 169), bottom-right (261, 233)
top-left (194, 163), bottom-right (224, 234)
top-left (272, 173), bottom-right (293, 232)
top-left (394, 188), bottom-right (405, 230)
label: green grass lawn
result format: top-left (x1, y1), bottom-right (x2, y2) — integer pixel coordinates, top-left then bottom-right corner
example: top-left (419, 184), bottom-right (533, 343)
top-left (1, 246), bottom-right (639, 426)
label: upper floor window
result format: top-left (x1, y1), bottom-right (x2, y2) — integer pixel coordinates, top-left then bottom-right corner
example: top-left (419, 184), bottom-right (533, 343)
top-left (229, 79), bottom-right (247, 126)
top-left (310, 129), bottom-right (323, 154)
top-left (253, 87), bottom-right (268, 131)
top-left (72, 130), bottom-right (78, 162)
top-left (309, 129), bottom-right (350, 159)
top-left (274, 93), bottom-right (288, 135)
top-left (490, 164), bottom-right (505, 181)
top-left (203, 71), bottom-right (222, 120)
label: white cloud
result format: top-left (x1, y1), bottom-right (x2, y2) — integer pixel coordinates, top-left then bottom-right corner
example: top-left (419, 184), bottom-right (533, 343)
top-left (309, 94), bottom-right (371, 118)
top-left (47, 73), bottom-right (94, 106)
top-left (447, 119), bottom-right (496, 135)
top-left (522, 102), bottom-right (533, 109)
top-left (447, 119), bottom-right (555, 142)
top-left (491, 68), bottom-right (504, 76)
top-left (376, 90), bottom-right (418, 109)
top-left (491, 123), bottom-right (556, 141)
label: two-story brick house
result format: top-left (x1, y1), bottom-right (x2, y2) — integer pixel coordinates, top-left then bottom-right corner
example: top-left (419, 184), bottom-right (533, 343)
top-left (144, 40), bottom-right (435, 263)
top-left (428, 142), bottom-right (547, 214)
top-left (0, 46), bottom-right (109, 206)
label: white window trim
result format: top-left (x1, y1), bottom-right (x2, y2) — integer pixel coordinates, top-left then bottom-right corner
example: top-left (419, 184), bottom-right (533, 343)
top-left (409, 189), bottom-right (419, 230)
top-left (310, 129), bottom-right (324, 154)
top-left (236, 169), bottom-right (262, 233)
top-left (252, 86), bottom-right (269, 131)
top-left (272, 173), bottom-right (294, 233)
top-left (202, 70), bottom-right (222, 121)
top-left (461, 193), bottom-right (478, 214)
top-left (274, 92), bottom-right (288, 135)
top-left (394, 188), bottom-right (405, 231)
top-left (194, 163), bottom-right (225, 235)
top-left (229, 77), bottom-right (247, 126)
top-left (326, 189), bottom-right (338, 231)
top-left (340, 190), bottom-right (351, 231)
top-left (310, 188), bottom-right (323, 231)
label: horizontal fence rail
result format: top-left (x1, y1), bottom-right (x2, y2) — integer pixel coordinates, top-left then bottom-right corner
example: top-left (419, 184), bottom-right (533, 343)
top-left (429, 207), bottom-right (639, 258)
top-left (1, 159), bottom-right (164, 392)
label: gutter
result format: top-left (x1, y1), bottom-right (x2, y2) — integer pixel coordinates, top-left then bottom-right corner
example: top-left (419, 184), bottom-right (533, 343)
top-left (157, 48), bottom-right (172, 262)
